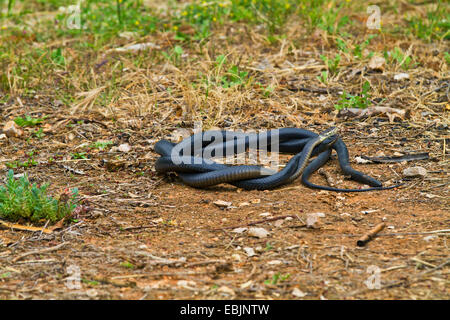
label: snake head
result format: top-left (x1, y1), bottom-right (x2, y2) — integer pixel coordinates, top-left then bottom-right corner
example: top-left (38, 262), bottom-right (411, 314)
top-left (318, 127), bottom-right (339, 141)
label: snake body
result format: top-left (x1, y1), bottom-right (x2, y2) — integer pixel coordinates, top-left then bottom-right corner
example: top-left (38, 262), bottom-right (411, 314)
top-left (154, 128), bottom-right (401, 192)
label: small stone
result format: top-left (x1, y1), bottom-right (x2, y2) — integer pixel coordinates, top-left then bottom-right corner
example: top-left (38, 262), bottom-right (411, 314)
top-left (213, 200), bottom-right (232, 208)
top-left (394, 73), bottom-right (410, 81)
top-left (273, 220), bottom-right (284, 228)
top-left (218, 286), bottom-right (235, 296)
top-left (361, 209), bottom-right (378, 215)
top-left (259, 212), bottom-right (272, 217)
top-left (54, 100), bottom-right (64, 107)
top-left (238, 202), bottom-right (250, 207)
top-left (355, 156), bottom-right (371, 164)
top-left (3, 121), bottom-right (23, 138)
top-left (368, 56), bottom-right (386, 71)
top-left (177, 280), bottom-right (197, 289)
top-left (306, 212), bottom-right (326, 228)
top-left (423, 235), bottom-right (437, 242)
top-left (403, 166), bottom-right (427, 178)
top-left (118, 143), bottom-right (131, 153)
top-left (267, 260), bottom-right (282, 265)
top-left (243, 247), bottom-right (256, 257)
top-left (248, 227), bottom-right (270, 239)
top-left (250, 199), bottom-right (261, 204)
top-left (68, 132), bottom-right (75, 141)
top-left (232, 227), bottom-right (247, 234)
top-left (231, 254), bottom-right (241, 261)
top-left (292, 288), bottom-right (307, 298)
top-left (240, 280), bottom-right (253, 289)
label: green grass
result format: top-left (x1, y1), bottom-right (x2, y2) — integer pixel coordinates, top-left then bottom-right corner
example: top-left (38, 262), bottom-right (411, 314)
top-left (0, 170), bottom-right (79, 223)
top-left (406, 0), bottom-right (449, 41)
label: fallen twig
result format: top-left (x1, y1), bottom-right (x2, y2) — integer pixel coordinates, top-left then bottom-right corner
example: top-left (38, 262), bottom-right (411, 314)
top-left (12, 242), bottom-right (67, 263)
top-left (357, 223), bottom-right (386, 247)
top-left (0, 220), bottom-right (53, 234)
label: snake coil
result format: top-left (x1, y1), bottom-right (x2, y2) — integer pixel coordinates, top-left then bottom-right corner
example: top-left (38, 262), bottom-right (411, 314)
top-left (154, 128), bottom-right (402, 192)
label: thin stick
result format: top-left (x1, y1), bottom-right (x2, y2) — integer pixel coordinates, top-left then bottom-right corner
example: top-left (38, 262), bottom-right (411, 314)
top-left (0, 220), bottom-right (53, 234)
top-left (12, 242), bottom-right (67, 263)
top-left (357, 223), bottom-right (386, 247)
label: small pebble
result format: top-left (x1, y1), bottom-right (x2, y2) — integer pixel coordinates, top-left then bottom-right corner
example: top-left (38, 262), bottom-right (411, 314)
top-left (403, 166), bottom-right (427, 178)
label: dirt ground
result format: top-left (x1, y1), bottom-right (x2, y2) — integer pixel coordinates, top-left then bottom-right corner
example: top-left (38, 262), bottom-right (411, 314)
top-left (0, 0), bottom-right (449, 300)
top-left (0, 115), bottom-right (448, 300)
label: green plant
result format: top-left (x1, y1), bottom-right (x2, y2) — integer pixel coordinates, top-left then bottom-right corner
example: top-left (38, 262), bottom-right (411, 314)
top-left (7, 0), bottom-right (15, 16)
top-left (32, 128), bottom-right (44, 139)
top-left (264, 272), bottom-right (290, 285)
top-left (71, 152), bottom-right (88, 159)
top-left (406, 1), bottom-right (449, 41)
top-left (335, 81), bottom-right (372, 110)
top-left (116, 0), bottom-right (123, 25)
top-left (299, 1), bottom-right (349, 35)
top-left (385, 47), bottom-right (414, 70)
top-left (6, 151), bottom-right (38, 169)
top-left (90, 140), bottom-right (113, 150)
top-left (445, 52), bottom-right (450, 65)
top-left (161, 45), bottom-right (184, 65)
top-left (321, 54), bottom-right (340, 75)
top-left (318, 54), bottom-right (340, 84)
top-left (352, 35), bottom-right (376, 59)
top-left (14, 115), bottom-right (44, 127)
top-left (0, 170), bottom-right (78, 223)
top-left (50, 48), bottom-right (65, 66)
top-left (220, 65), bottom-right (249, 88)
top-left (120, 261), bottom-right (135, 269)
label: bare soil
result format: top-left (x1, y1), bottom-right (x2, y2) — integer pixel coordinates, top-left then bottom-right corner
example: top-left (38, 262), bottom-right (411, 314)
top-left (0, 115), bottom-right (448, 300)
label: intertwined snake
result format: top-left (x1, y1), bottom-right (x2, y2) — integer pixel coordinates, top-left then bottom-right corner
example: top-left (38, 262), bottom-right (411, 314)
top-left (154, 128), bottom-right (402, 192)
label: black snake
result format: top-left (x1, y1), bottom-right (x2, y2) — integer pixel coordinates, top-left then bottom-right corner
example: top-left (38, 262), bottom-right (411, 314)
top-left (154, 128), bottom-right (402, 192)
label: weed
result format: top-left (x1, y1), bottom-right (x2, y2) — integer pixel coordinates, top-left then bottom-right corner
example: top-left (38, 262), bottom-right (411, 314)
top-left (445, 52), bottom-right (450, 65)
top-left (335, 81), bottom-right (372, 110)
top-left (264, 272), bottom-right (290, 285)
top-left (50, 48), bottom-right (65, 66)
top-left (6, 151), bottom-right (38, 169)
top-left (318, 54), bottom-right (340, 84)
top-left (90, 140), bottom-right (113, 150)
top-left (220, 65), bottom-right (249, 88)
top-left (0, 170), bottom-right (78, 223)
top-left (120, 261), bottom-right (135, 269)
top-left (32, 128), bottom-right (44, 139)
top-left (14, 115), bottom-right (44, 127)
top-left (385, 47), bottom-right (414, 70)
top-left (352, 35), bottom-right (376, 59)
top-left (71, 152), bottom-right (88, 160)
top-left (162, 45), bottom-right (184, 65)
top-left (406, 1), bottom-right (449, 41)
top-left (82, 279), bottom-right (99, 286)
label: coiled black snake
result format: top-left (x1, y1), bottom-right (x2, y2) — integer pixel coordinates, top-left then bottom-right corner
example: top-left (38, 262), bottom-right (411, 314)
top-left (154, 128), bottom-right (402, 192)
